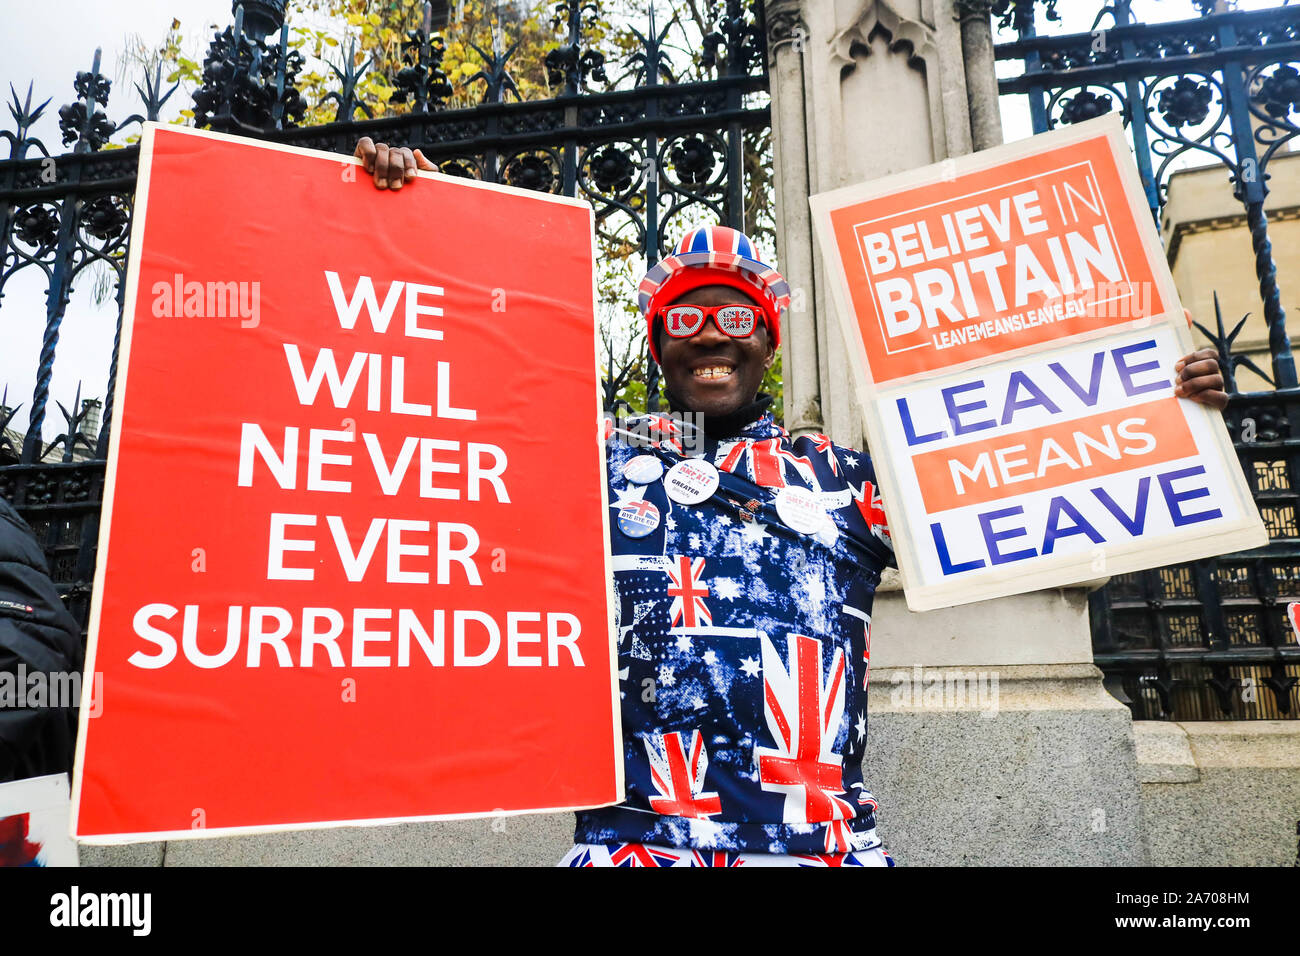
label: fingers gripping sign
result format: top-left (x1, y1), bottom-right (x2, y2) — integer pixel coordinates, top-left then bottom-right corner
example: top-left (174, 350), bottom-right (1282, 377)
top-left (353, 136), bottom-right (437, 191)
top-left (1173, 345), bottom-right (1228, 411)
top-left (1173, 309), bottom-right (1228, 412)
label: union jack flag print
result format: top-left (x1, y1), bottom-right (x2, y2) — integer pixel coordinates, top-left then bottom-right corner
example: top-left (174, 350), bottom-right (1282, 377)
top-left (667, 555), bottom-right (711, 628)
top-left (851, 480), bottom-right (890, 540)
top-left (717, 437), bottom-right (821, 491)
top-left (690, 849), bottom-right (745, 867)
top-left (559, 843), bottom-right (893, 866)
top-left (809, 434), bottom-right (840, 476)
top-left (824, 819), bottom-right (854, 853)
top-left (756, 633), bottom-right (854, 823)
top-left (864, 620), bottom-right (872, 689)
top-left (608, 843), bottom-right (684, 867)
top-left (644, 730), bottom-right (722, 819)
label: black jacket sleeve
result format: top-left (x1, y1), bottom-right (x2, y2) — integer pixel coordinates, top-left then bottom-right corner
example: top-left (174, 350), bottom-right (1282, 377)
top-left (0, 497), bottom-right (84, 782)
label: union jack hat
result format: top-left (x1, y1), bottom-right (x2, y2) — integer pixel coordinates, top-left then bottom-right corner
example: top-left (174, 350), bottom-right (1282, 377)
top-left (639, 225), bottom-right (790, 360)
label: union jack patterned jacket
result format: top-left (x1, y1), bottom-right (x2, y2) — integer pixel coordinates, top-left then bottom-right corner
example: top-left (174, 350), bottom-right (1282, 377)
top-left (575, 410), bottom-right (895, 855)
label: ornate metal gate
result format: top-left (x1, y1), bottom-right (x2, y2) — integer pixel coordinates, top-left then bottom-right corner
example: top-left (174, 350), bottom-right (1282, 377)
top-left (995, 0), bottom-right (1300, 718)
top-left (0, 0), bottom-right (771, 634)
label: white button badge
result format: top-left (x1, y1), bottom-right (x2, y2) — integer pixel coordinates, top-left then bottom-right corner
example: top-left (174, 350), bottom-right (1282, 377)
top-left (663, 459), bottom-right (720, 505)
top-left (622, 454), bottom-right (665, 485)
top-left (775, 485), bottom-right (831, 536)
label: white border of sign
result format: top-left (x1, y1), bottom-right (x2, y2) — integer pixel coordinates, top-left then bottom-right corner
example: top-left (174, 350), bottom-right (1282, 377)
top-left (71, 123), bottom-right (623, 843)
top-left (810, 115), bottom-right (1266, 611)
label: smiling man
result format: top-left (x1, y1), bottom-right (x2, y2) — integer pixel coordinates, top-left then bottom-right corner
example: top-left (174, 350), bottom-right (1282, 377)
top-left (355, 138), bottom-right (1228, 867)
top-left (658, 285), bottom-right (772, 412)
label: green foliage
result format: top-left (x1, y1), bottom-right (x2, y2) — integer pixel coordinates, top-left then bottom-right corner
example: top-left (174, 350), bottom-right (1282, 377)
top-left (281, 0), bottom-right (568, 120)
top-left (762, 351), bottom-right (783, 424)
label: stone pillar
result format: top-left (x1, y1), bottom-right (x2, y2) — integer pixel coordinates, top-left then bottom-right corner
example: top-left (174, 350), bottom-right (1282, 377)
top-left (767, 3), bottom-right (824, 438)
top-left (867, 577), bottom-right (1145, 865)
top-left (766, 0), bottom-right (1145, 865)
top-left (957, 0), bottom-right (1004, 150)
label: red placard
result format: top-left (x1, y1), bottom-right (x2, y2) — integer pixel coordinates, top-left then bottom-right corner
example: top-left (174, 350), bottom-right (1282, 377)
top-left (72, 124), bottom-right (621, 841)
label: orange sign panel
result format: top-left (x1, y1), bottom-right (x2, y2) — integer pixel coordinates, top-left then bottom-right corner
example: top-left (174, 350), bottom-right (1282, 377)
top-left (825, 127), bottom-right (1165, 384)
top-left (910, 397), bottom-right (1193, 513)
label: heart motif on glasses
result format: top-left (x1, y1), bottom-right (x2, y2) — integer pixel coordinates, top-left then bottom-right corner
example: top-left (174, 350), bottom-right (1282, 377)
top-left (661, 303), bottom-right (760, 338)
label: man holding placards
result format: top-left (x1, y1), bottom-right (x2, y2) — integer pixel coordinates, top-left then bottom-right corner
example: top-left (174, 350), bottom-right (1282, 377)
top-left (354, 132), bottom-right (1229, 866)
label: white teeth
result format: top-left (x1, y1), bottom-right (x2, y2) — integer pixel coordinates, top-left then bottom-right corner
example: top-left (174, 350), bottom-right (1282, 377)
top-left (694, 366), bottom-right (734, 379)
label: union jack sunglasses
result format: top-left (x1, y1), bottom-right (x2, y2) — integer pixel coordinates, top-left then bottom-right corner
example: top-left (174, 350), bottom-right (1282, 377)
top-left (658, 303), bottom-right (765, 339)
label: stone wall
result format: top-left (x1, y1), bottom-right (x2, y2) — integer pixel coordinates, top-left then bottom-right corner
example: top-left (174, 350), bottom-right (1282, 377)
top-left (1135, 721), bottom-right (1300, 867)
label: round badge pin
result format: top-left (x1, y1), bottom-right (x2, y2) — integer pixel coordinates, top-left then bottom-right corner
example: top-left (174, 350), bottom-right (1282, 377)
top-left (813, 517), bottom-right (840, 548)
top-left (663, 459), bottom-right (720, 505)
top-left (622, 454), bottom-right (665, 485)
top-left (775, 485), bottom-right (828, 535)
top-left (617, 498), bottom-right (661, 538)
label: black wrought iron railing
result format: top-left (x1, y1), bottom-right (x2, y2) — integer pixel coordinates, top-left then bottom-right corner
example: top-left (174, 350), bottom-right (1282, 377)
top-left (996, 0), bottom-right (1300, 718)
top-left (1090, 384), bottom-right (1300, 720)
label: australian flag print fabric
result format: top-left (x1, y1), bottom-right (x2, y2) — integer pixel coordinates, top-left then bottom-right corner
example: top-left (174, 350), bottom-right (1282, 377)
top-left (575, 411), bottom-right (895, 856)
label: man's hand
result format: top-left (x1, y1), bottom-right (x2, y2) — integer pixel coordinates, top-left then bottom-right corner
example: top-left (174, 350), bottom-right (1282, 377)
top-left (1174, 347), bottom-right (1228, 411)
top-left (353, 137), bottom-right (436, 190)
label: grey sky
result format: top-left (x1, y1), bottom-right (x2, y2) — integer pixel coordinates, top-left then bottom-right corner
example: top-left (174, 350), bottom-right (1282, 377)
top-left (0, 0), bottom-right (1283, 438)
